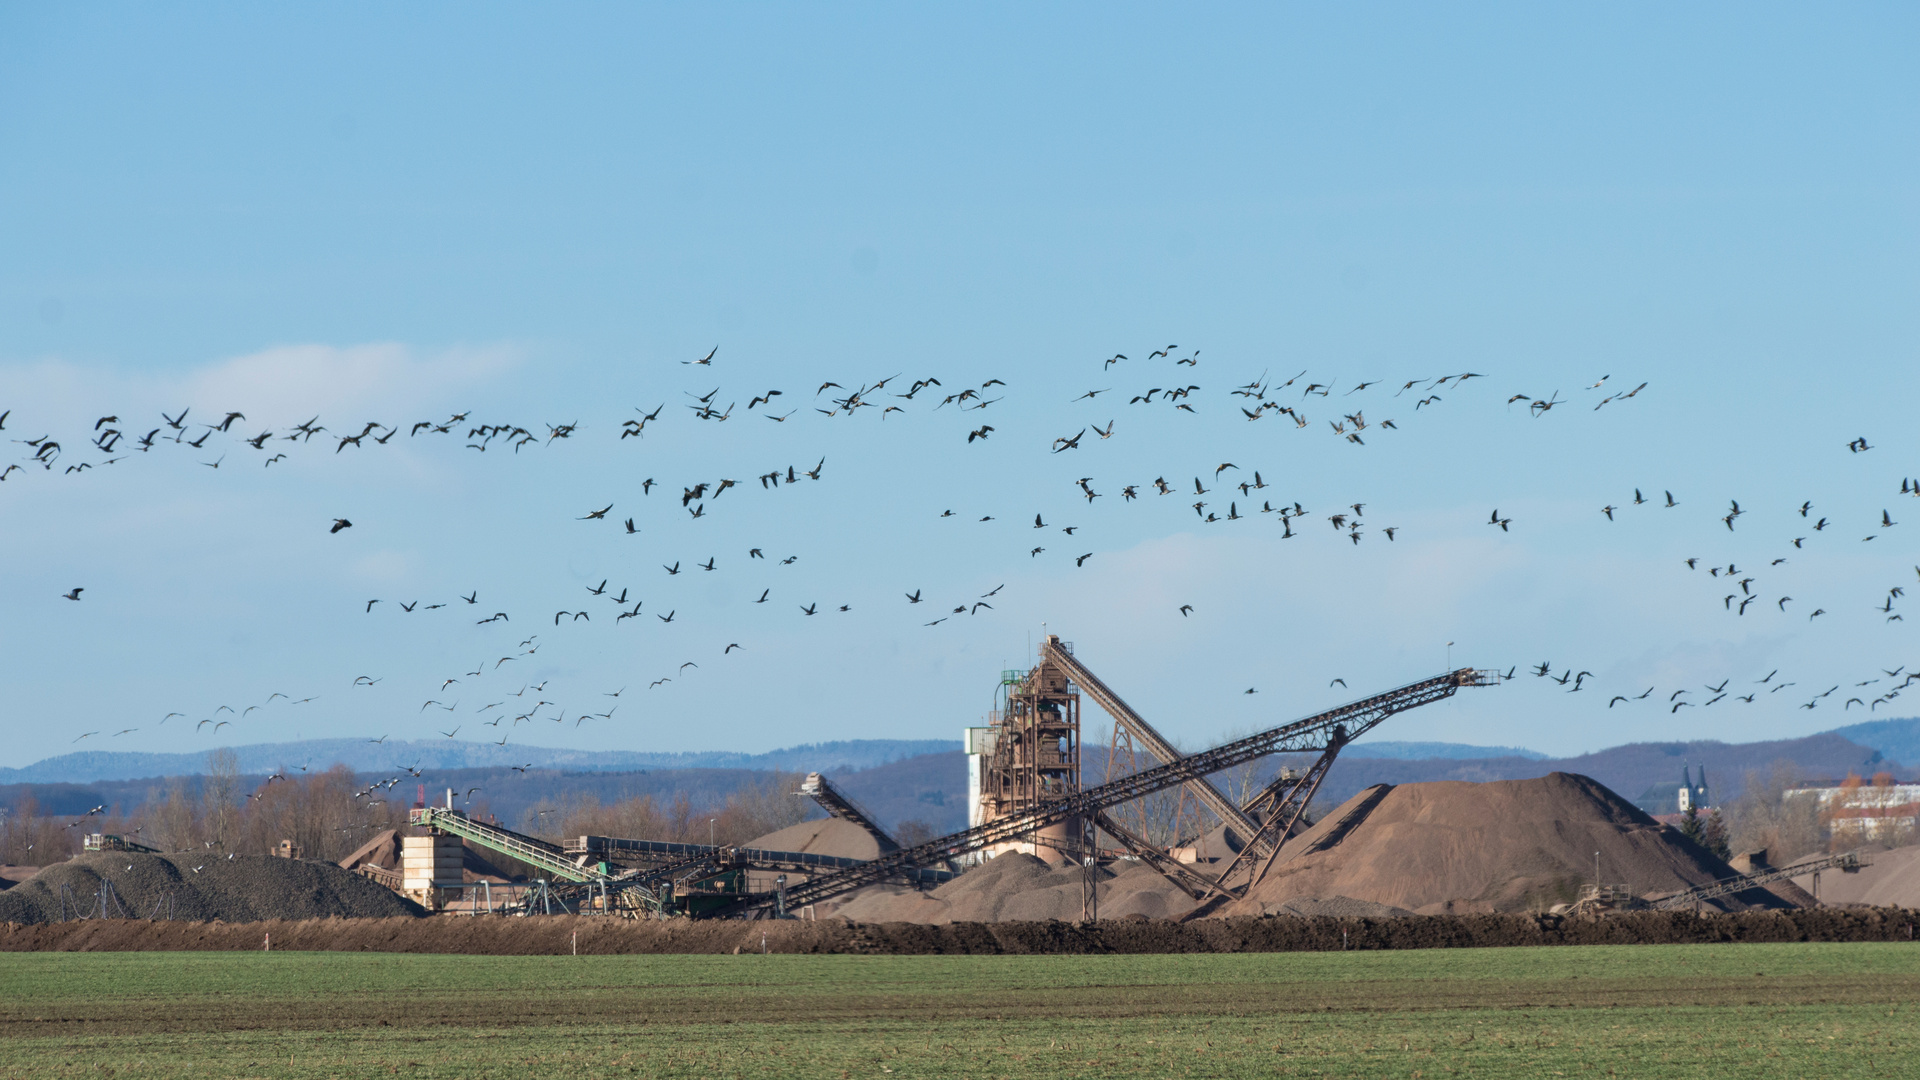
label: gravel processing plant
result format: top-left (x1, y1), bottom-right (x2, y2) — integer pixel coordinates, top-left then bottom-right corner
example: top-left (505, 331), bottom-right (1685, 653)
top-left (4, 637), bottom-right (1894, 936)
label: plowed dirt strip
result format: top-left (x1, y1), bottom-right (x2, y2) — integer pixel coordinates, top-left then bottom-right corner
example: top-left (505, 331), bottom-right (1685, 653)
top-left (5, 905), bottom-right (1920, 955)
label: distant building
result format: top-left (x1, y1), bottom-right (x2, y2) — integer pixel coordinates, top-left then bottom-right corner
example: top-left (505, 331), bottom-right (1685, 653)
top-left (1635, 765), bottom-right (1711, 816)
top-left (1787, 775), bottom-right (1920, 842)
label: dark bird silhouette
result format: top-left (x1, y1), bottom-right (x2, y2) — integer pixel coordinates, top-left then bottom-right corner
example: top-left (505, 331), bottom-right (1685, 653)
top-left (579, 504), bottom-right (613, 520)
top-left (800, 603), bottom-right (817, 615)
top-left (967, 425), bottom-right (993, 442)
top-left (1075, 553), bottom-right (1092, 567)
top-left (1179, 605), bottom-right (1193, 616)
top-left (330, 518), bottom-right (353, 534)
top-left (62, 587), bottom-right (83, 601)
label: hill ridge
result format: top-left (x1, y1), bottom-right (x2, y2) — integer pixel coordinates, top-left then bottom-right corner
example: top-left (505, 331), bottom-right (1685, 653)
top-left (0, 738), bottom-right (960, 785)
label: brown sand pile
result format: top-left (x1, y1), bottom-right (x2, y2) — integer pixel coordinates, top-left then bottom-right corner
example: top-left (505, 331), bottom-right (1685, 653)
top-left (1227, 773), bottom-right (1788, 916)
top-left (740, 818), bottom-right (897, 894)
top-left (1260, 896), bottom-right (1415, 918)
top-left (1792, 845), bottom-right (1920, 908)
top-left (830, 852), bottom-right (1205, 923)
top-left (0, 852), bottom-right (425, 924)
top-left (749, 817), bottom-right (888, 861)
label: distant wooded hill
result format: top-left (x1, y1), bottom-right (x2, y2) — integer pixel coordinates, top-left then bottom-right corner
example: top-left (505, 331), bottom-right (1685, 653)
top-left (0, 738), bottom-right (957, 785)
top-left (3, 723), bottom-right (1910, 841)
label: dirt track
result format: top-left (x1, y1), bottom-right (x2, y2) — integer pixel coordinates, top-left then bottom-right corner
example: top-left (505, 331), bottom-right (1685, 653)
top-left (4, 907), bottom-right (1917, 955)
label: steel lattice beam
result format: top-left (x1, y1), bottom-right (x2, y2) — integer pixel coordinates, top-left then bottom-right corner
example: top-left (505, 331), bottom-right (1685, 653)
top-left (1649, 850), bottom-right (1870, 910)
top-left (1041, 640), bottom-right (1262, 848)
top-left (721, 667), bottom-right (1496, 914)
top-left (800, 772), bottom-right (902, 853)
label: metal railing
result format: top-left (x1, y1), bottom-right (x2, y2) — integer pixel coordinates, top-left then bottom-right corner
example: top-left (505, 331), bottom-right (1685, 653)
top-left (411, 806), bottom-right (608, 883)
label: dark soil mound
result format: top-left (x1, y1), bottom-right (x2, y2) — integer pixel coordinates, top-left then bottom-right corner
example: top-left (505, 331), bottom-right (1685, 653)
top-left (0, 852), bottom-right (426, 924)
top-left (3, 907), bottom-right (1916, 955)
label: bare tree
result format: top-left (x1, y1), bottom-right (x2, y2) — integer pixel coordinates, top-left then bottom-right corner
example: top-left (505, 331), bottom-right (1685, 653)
top-left (202, 748), bottom-right (240, 853)
top-left (710, 771), bottom-right (815, 844)
top-left (893, 819), bottom-right (938, 847)
top-left (149, 780), bottom-right (201, 853)
top-left (1726, 760), bottom-right (1825, 862)
top-left (0, 795), bottom-right (71, 865)
top-left (238, 765), bottom-right (374, 861)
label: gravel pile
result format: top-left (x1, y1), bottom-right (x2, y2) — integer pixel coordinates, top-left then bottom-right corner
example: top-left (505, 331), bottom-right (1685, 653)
top-left (1228, 772), bottom-right (1792, 915)
top-left (749, 818), bottom-right (889, 861)
top-left (0, 852), bottom-right (426, 925)
top-left (1790, 844), bottom-right (1920, 908)
top-left (1255, 896), bottom-right (1416, 918)
top-left (830, 851), bottom-right (1208, 923)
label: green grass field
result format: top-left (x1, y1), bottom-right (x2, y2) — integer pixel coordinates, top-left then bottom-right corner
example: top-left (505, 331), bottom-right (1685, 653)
top-left (1, 943), bottom-right (1915, 1078)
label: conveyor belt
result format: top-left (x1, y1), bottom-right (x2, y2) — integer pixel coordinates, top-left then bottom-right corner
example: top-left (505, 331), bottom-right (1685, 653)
top-left (719, 668), bottom-right (1496, 914)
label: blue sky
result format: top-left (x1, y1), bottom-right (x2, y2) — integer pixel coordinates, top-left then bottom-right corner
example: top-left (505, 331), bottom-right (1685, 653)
top-left (0, 4), bottom-right (1914, 768)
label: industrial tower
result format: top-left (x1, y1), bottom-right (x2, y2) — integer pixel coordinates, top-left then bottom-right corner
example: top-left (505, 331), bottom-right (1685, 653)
top-left (972, 635), bottom-right (1084, 862)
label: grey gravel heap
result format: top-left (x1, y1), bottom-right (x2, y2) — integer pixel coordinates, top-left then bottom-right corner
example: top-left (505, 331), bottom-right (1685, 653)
top-left (0, 851), bottom-right (425, 924)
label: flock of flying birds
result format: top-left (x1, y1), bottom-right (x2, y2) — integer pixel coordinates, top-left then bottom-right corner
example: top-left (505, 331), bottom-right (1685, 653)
top-left (1529, 660), bottom-right (1920, 717)
top-left (12, 343), bottom-right (1916, 790)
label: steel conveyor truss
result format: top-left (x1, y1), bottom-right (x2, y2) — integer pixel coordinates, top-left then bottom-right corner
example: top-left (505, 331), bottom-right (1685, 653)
top-left (1649, 849), bottom-right (1870, 910)
top-left (715, 667), bottom-right (1498, 915)
top-left (800, 772), bottom-right (901, 852)
top-left (1201, 727), bottom-right (1350, 900)
top-left (411, 806), bottom-right (610, 882)
top-left (566, 834), bottom-right (952, 887)
top-left (1042, 640), bottom-right (1262, 848)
